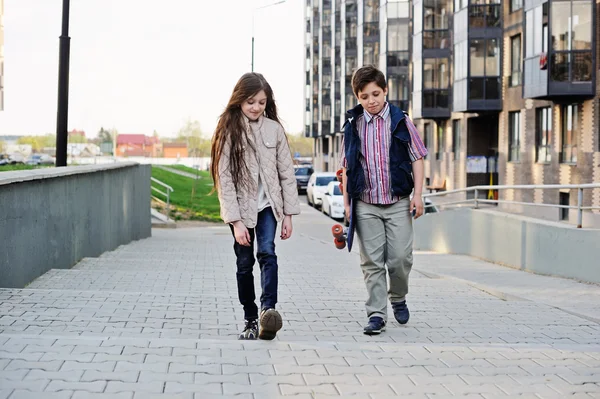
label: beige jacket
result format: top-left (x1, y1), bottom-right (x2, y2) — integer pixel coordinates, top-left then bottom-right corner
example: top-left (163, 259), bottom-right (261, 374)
top-left (217, 116), bottom-right (300, 228)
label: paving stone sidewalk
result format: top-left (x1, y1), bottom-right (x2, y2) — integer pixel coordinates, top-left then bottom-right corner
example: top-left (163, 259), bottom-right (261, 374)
top-left (1, 201), bottom-right (599, 398)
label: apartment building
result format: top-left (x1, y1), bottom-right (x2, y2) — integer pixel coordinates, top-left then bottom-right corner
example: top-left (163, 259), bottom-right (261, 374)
top-left (0, 0), bottom-right (4, 111)
top-left (305, 0), bottom-right (600, 224)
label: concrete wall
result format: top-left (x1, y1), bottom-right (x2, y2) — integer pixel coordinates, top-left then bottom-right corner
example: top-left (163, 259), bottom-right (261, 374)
top-left (0, 163), bottom-right (152, 288)
top-left (414, 208), bottom-right (600, 284)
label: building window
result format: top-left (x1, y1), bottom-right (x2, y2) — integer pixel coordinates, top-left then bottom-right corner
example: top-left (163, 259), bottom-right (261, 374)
top-left (452, 119), bottom-right (461, 160)
top-left (423, 0), bottom-right (451, 49)
top-left (424, 122), bottom-right (432, 158)
top-left (387, 74), bottom-right (409, 103)
top-left (550, 0), bottom-right (593, 82)
top-left (436, 123), bottom-right (444, 160)
top-left (363, 42), bottom-right (379, 66)
top-left (423, 58), bottom-right (450, 109)
top-left (469, 0), bottom-right (501, 29)
top-left (388, 1), bottom-right (409, 19)
top-left (561, 104), bottom-right (579, 164)
top-left (469, 38), bottom-right (500, 99)
top-left (508, 111), bottom-right (521, 162)
top-left (536, 107), bottom-right (552, 163)
top-left (388, 23), bottom-right (409, 52)
top-left (387, 51), bottom-right (410, 67)
top-left (510, 35), bottom-right (522, 87)
top-left (525, 4), bottom-right (548, 57)
top-left (510, 0), bottom-right (523, 12)
top-left (364, 0), bottom-right (379, 22)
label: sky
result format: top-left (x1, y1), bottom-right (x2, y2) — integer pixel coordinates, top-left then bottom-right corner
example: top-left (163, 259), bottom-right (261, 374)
top-left (0, 0), bottom-right (305, 138)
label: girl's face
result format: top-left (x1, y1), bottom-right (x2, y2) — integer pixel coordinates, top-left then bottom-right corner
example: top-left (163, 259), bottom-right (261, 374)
top-left (241, 90), bottom-right (267, 121)
top-left (356, 82), bottom-right (387, 115)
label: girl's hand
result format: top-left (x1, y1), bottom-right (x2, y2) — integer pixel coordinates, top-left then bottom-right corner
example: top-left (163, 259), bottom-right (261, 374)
top-left (233, 221), bottom-right (252, 246)
top-left (280, 215), bottom-right (293, 240)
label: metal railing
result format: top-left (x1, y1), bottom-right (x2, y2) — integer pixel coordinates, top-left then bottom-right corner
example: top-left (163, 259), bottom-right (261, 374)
top-left (422, 183), bottom-right (600, 228)
top-left (151, 177), bottom-right (174, 220)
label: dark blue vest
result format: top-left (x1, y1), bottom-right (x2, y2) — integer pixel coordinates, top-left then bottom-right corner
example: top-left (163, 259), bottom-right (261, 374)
top-left (343, 103), bottom-right (414, 199)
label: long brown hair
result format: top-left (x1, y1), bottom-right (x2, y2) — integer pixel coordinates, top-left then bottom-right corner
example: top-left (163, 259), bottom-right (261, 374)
top-left (210, 72), bottom-right (281, 192)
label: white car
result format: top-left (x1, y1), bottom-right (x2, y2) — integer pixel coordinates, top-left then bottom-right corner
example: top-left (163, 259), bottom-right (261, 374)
top-left (321, 181), bottom-right (345, 219)
top-left (306, 172), bottom-right (338, 207)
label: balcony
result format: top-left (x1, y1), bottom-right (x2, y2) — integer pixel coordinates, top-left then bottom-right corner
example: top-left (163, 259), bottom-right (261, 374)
top-left (412, 0), bottom-right (453, 119)
top-left (321, 120), bottom-right (332, 135)
top-left (412, 55), bottom-right (452, 119)
top-left (387, 52), bottom-right (410, 68)
top-left (523, 0), bottom-right (595, 99)
top-left (345, 37), bottom-right (357, 56)
top-left (364, 22), bottom-right (379, 42)
top-left (452, 2), bottom-right (503, 112)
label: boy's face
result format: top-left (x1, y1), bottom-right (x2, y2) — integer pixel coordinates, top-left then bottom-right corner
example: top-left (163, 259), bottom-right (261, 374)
top-left (356, 82), bottom-right (387, 115)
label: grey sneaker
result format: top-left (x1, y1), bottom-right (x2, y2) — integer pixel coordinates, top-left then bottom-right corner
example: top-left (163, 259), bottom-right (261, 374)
top-left (239, 319), bottom-right (258, 340)
top-left (258, 308), bottom-right (283, 340)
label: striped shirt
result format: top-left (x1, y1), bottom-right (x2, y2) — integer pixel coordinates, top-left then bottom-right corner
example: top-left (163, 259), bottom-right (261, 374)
top-left (340, 102), bottom-right (428, 205)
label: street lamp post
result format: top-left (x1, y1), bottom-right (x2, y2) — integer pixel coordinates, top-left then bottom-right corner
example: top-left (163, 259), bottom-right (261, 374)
top-left (55, 0), bottom-right (71, 167)
top-left (251, 0), bottom-right (286, 72)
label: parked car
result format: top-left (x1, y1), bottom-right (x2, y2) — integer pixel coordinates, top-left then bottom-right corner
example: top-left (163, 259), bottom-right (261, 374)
top-left (0, 154), bottom-right (10, 166)
top-left (8, 153), bottom-right (25, 164)
top-left (294, 165), bottom-right (314, 193)
top-left (321, 181), bottom-right (344, 219)
top-left (26, 154), bottom-right (55, 166)
top-left (306, 172), bottom-right (338, 208)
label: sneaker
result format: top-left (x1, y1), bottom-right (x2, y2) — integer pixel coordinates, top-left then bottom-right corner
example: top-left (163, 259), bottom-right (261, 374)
top-left (238, 319), bottom-right (258, 340)
top-left (391, 300), bottom-right (410, 325)
top-left (258, 308), bottom-right (283, 340)
top-left (363, 316), bottom-right (386, 335)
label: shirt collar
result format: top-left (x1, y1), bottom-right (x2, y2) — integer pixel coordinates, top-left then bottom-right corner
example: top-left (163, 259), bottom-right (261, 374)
top-left (364, 102), bottom-right (390, 124)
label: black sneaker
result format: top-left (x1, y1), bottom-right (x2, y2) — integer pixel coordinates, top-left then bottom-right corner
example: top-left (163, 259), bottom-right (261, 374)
top-left (239, 319), bottom-right (258, 340)
top-left (363, 316), bottom-right (386, 335)
top-left (258, 308), bottom-right (283, 340)
top-left (391, 300), bottom-right (410, 325)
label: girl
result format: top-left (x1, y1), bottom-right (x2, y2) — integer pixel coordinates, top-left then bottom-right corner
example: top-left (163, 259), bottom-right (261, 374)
top-left (210, 73), bottom-right (300, 340)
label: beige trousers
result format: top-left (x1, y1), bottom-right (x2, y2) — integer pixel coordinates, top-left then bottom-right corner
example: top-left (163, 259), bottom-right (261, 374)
top-left (355, 197), bottom-right (413, 321)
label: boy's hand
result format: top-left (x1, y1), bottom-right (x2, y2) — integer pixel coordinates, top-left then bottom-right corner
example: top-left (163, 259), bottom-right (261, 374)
top-left (344, 205), bottom-right (351, 221)
top-left (410, 196), bottom-right (424, 219)
top-left (280, 215), bottom-right (293, 240)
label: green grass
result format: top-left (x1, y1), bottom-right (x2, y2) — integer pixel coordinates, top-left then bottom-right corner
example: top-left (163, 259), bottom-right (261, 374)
top-left (151, 166), bottom-right (221, 222)
top-left (0, 164), bottom-right (41, 172)
top-left (168, 164), bottom-right (206, 175)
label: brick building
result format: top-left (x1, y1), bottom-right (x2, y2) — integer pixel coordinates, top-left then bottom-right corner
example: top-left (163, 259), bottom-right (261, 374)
top-left (305, 0), bottom-right (600, 224)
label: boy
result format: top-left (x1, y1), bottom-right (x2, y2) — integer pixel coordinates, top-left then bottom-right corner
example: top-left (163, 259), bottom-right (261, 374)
top-left (340, 66), bottom-right (427, 335)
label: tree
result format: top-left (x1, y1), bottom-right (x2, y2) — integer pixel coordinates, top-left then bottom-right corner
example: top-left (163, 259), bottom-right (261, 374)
top-left (286, 133), bottom-right (313, 157)
top-left (97, 127), bottom-right (112, 143)
top-left (177, 119), bottom-right (210, 157)
top-left (41, 134), bottom-right (56, 149)
top-left (17, 136), bottom-right (44, 152)
top-left (68, 134), bottom-right (88, 144)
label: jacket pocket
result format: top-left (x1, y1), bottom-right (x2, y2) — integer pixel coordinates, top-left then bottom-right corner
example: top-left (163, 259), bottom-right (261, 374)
top-left (261, 132), bottom-right (277, 149)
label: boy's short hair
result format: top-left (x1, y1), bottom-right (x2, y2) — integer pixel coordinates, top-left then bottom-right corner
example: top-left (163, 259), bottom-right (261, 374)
top-left (351, 66), bottom-right (387, 96)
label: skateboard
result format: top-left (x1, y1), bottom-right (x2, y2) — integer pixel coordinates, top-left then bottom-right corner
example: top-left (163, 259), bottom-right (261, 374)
top-left (331, 169), bottom-right (356, 252)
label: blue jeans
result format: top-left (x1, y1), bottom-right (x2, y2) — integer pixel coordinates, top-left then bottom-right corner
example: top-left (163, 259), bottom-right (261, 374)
top-left (231, 207), bottom-right (278, 320)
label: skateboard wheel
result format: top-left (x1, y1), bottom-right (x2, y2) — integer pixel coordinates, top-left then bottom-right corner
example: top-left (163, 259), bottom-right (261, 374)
top-left (332, 224), bottom-right (344, 238)
top-left (334, 237), bottom-right (346, 250)
top-left (336, 169), bottom-right (343, 182)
